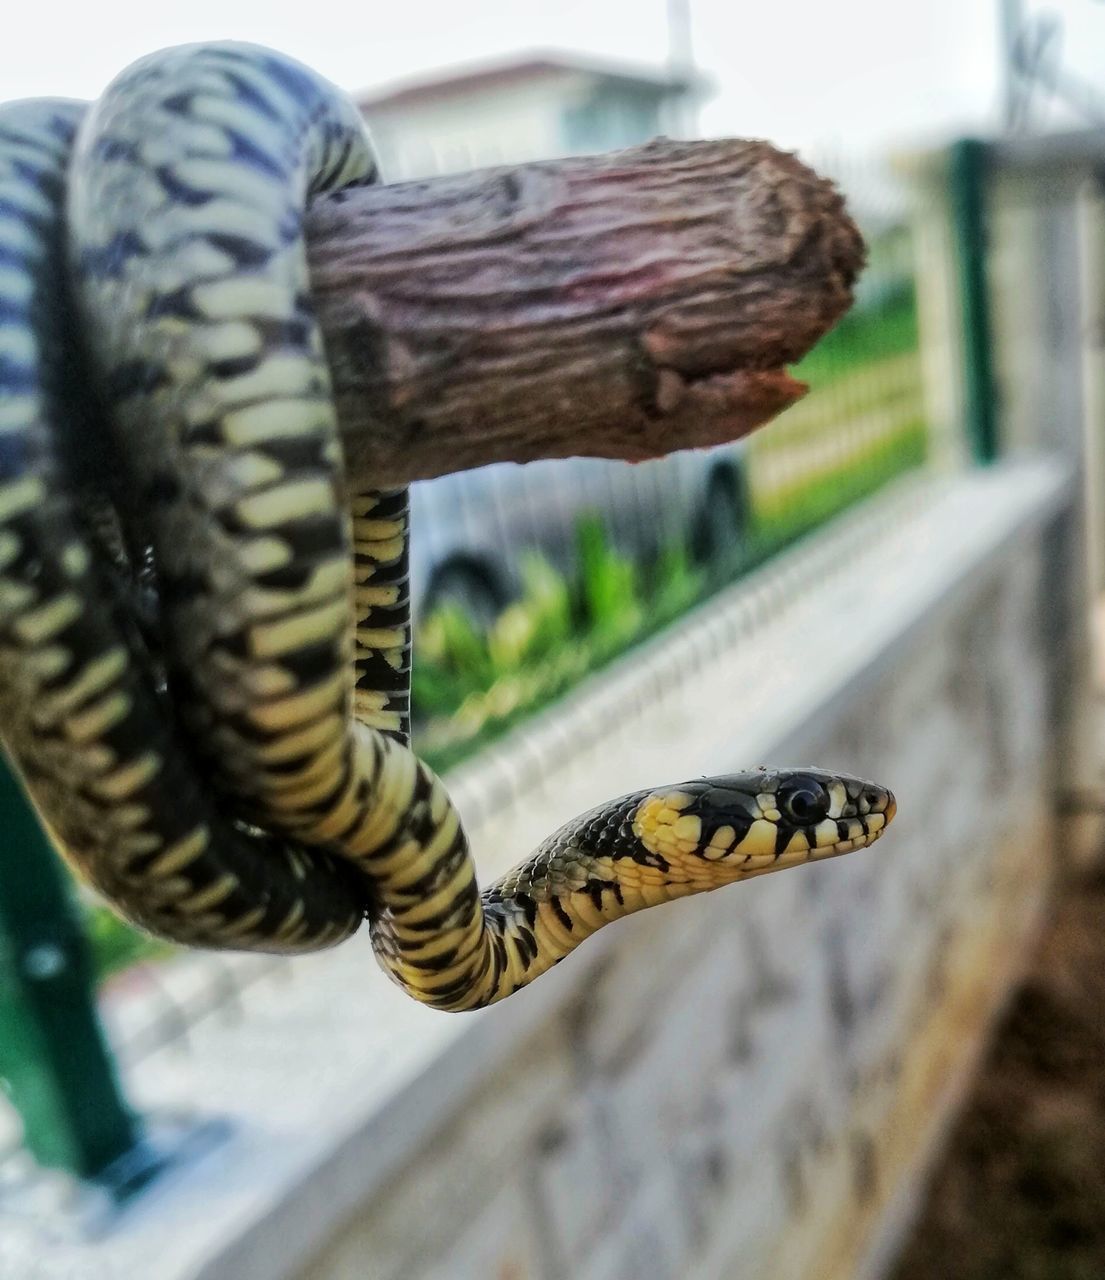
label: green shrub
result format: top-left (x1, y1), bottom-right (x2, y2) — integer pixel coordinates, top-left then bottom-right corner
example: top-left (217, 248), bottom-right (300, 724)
top-left (575, 516), bottom-right (643, 654)
top-left (412, 404), bottom-right (930, 770)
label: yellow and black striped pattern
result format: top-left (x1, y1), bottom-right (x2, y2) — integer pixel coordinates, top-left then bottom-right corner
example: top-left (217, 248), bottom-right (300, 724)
top-left (0, 44), bottom-right (896, 1011)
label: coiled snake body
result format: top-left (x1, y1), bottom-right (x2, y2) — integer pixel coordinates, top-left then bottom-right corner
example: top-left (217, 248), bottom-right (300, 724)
top-left (0, 45), bottom-right (895, 1011)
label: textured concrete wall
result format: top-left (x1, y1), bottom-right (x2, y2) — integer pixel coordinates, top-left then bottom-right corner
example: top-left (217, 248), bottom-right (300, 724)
top-left (296, 487), bottom-right (1058, 1280)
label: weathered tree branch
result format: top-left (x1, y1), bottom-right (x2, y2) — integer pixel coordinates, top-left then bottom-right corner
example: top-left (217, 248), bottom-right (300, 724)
top-left (306, 138), bottom-right (865, 488)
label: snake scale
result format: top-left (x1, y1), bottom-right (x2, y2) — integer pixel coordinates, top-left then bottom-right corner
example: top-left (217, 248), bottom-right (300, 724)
top-left (0, 43), bottom-right (895, 1011)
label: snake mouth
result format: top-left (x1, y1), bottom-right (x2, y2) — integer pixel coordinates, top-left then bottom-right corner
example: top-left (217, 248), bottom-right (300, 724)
top-left (816, 824), bottom-right (890, 858)
top-left (812, 794), bottom-right (897, 859)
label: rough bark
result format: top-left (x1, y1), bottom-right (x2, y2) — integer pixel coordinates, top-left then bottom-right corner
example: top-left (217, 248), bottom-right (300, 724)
top-left (306, 138), bottom-right (865, 488)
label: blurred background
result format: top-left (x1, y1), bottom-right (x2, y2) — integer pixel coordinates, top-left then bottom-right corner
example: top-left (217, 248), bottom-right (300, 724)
top-left (2, 3), bottom-right (1105, 1279)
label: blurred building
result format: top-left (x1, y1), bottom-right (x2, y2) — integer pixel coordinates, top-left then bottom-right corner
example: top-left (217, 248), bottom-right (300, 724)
top-left (357, 51), bottom-right (707, 179)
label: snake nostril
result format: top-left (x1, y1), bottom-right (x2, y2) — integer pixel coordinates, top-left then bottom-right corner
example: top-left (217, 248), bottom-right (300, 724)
top-left (866, 788), bottom-right (896, 823)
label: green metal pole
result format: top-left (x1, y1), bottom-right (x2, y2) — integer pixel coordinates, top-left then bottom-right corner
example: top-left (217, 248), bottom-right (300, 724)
top-left (948, 137), bottom-right (1000, 464)
top-left (0, 756), bottom-right (139, 1179)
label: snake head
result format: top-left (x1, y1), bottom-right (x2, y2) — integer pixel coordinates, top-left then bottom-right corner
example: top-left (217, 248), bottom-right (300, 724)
top-left (632, 767), bottom-right (895, 881)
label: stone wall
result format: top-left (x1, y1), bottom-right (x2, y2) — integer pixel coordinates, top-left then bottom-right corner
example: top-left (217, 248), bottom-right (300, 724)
top-left (294, 465), bottom-right (1066, 1280)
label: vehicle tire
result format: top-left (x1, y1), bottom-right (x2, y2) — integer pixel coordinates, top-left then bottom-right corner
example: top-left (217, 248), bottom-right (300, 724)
top-left (422, 559), bottom-right (508, 630)
top-left (693, 466), bottom-right (749, 581)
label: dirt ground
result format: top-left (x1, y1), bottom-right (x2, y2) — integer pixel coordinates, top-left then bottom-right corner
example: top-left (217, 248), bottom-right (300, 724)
top-left (892, 866), bottom-right (1105, 1280)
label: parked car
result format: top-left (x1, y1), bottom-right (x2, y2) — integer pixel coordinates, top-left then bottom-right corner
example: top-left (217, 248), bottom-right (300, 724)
top-left (408, 443), bottom-right (750, 625)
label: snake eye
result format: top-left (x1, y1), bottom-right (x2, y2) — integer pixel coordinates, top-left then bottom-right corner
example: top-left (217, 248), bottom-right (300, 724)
top-left (779, 781), bottom-right (831, 825)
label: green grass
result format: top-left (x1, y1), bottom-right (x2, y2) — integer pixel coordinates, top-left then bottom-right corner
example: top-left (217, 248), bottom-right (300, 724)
top-left (753, 417), bottom-right (928, 545)
top-left (755, 353), bottom-right (922, 456)
top-left (792, 285), bottom-right (918, 389)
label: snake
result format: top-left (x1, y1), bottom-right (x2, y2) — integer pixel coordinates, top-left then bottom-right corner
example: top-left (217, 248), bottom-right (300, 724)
top-left (0, 43), bottom-right (896, 1012)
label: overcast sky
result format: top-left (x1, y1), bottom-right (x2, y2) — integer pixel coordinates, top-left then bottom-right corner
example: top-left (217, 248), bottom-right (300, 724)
top-left (3, 1), bottom-right (1105, 157)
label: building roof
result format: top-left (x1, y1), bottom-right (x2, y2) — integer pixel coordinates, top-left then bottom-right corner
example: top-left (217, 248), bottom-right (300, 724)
top-left (357, 49), bottom-right (707, 113)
